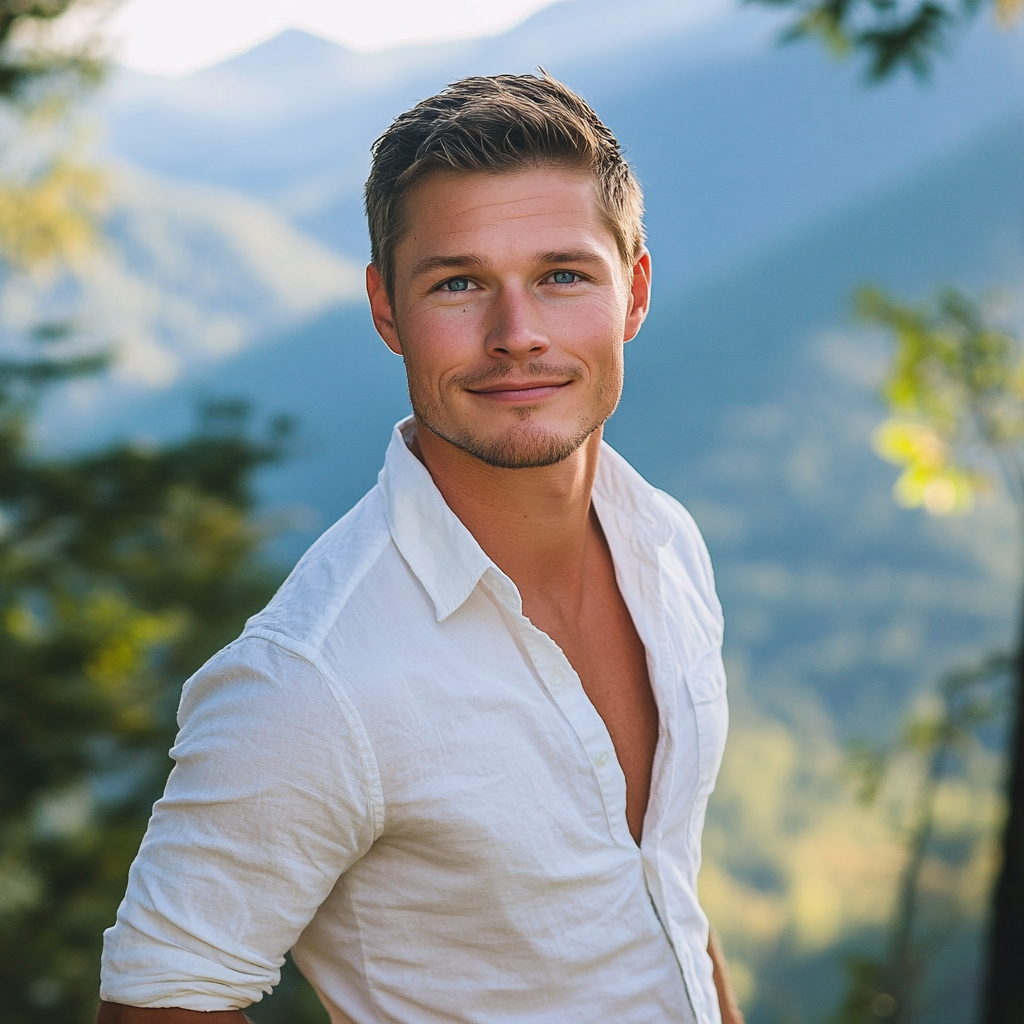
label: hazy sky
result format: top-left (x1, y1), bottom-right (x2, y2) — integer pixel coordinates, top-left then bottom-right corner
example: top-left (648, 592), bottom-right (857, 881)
top-left (108, 0), bottom-right (565, 76)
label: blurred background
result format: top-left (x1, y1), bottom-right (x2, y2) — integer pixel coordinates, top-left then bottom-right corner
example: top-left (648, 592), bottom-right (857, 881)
top-left (1, 0), bottom-right (1023, 1021)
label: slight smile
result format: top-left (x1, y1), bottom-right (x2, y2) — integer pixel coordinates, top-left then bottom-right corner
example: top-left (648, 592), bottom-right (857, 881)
top-left (466, 381), bottom-right (573, 403)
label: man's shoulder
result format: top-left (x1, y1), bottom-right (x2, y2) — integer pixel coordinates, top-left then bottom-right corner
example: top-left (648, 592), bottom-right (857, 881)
top-left (599, 444), bottom-right (712, 564)
top-left (598, 443), bottom-right (720, 616)
top-left (242, 484), bottom-right (400, 658)
top-left (651, 488), bottom-right (713, 568)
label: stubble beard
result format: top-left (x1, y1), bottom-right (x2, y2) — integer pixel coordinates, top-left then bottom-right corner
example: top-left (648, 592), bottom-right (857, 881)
top-left (408, 360), bottom-right (623, 470)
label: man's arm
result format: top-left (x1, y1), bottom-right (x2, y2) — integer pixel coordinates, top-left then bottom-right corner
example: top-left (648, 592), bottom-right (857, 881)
top-left (708, 928), bottom-right (745, 1024)
top-left (98, 641), bottom-right (377, 1014)
top-left (96, 1005), bottom-right (250, 1023)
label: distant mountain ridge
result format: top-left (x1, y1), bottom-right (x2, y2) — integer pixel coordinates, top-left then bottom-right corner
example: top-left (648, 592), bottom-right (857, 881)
top-left (98, 2), bottom-right (1024, 305)
top-left (101, 0), bottom-right (745, 130)
top-left (0, 162), bottom-right (361, 408)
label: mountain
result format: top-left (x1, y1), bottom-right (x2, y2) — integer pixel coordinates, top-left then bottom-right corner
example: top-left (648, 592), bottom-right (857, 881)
top-left (59, 1), bottom-right (1022, 433)
top-left (99, 3), bottom-right (1024, 293)
top-left (37, 2), bottom-right (1024, 1020)
top-left (1, 162), bottom-right (361, 431)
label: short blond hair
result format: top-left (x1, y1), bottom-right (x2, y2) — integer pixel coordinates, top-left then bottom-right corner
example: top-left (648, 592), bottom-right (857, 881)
top-left (365, 71), bottom-right (645, 299)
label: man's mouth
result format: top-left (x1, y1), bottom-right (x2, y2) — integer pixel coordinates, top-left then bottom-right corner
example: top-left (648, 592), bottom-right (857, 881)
top-left (466, 380), bottom-right (572, 402)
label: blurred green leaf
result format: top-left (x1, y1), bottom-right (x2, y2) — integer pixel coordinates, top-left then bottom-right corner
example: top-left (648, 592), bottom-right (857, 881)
top-left (749, 0), bottom-right (1020, 81)
top-left (858, 285), bottom-right (1024, 517)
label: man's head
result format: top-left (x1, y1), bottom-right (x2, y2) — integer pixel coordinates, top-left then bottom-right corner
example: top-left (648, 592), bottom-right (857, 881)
top-left (365, 73), bottom-right (644, 303)
top-left (364, 72), bottom-right (651, 470)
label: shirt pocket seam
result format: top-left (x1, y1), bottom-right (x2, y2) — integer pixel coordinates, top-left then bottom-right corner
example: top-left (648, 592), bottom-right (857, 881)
top-left (683, 647), bottom-right (726, 706)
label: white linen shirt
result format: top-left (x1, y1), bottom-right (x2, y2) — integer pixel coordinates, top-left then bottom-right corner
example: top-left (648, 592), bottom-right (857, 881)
top-left (100, 418), bottom-right (730, 1024)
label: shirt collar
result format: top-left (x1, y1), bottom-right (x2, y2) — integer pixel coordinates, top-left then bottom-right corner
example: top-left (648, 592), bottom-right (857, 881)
top-left (378, 418), bottom-right (494, 622)
top-left (378, 416), bottom-right (671, 622)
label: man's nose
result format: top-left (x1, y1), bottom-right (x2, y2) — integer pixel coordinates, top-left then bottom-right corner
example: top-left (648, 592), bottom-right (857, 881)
top-left (484, 286), bottom-right (549, 360)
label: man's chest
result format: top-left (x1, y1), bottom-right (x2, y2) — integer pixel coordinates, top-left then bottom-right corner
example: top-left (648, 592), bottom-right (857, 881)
top-left (330, 575), bottom-right (686, 858)
top-left (309, 601), bottom-right (694, 1018)
top-left (528, 576), bottom-right (659, 844)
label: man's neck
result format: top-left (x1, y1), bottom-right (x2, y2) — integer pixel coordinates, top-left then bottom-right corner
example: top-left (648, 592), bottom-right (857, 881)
top-left (410, 420), bottom-right (602, 604)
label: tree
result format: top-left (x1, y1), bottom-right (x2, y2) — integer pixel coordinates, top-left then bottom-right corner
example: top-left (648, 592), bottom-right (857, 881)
top-left (859, 287), bottom-right (1024, 1022)
top-left (747, 0), bottom-right (1024, 1013)
top-left (0, 366), bottom-right (291, 1022)
top-left (753, 0), bottom-right (1023, 80)
top-left (0, 0), bottom-right (107, 98)
top-left (0, 4), bottom-right (318, 1021)
top-left (835, 651), bottom-right (1011, 1022)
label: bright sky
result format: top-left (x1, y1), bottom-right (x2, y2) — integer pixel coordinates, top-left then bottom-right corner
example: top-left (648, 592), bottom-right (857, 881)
top-left (107, 0), bottom-right (565, 76)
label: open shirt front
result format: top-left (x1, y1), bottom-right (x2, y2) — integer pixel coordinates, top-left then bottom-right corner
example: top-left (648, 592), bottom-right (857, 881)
top-left (101, 418), bottom-right (730, 1024)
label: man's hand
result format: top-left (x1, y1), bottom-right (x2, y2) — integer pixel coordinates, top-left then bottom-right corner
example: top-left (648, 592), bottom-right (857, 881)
top-left (707, 929), bottom-right (746, 1024)
top-left (96, 1003), bottom-right (251, 1023)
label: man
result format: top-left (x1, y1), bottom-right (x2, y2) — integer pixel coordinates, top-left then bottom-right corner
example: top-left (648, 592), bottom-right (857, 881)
top-left (98, 73), bottom-right (741, 1024)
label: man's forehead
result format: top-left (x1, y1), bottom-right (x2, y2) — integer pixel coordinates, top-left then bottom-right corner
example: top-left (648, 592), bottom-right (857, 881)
top-left (397, 167), bottom-right (615, 259)
top-left (405, 167), bottom-right (601, 225)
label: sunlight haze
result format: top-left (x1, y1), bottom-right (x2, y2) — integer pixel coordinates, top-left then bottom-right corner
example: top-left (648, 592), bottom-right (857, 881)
top-left (108, 0), bottom-right (567, 76)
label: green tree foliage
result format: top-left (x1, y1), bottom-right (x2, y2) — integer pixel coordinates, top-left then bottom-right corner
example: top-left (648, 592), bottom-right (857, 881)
top-left (862, 286), bottom-right (1024, 515)
top-left (0, 0), bottom-right (107, 101)
top-left (745, 0), bottom-right (1024, 1015)
top-left (0, 4), bottom-right (323, 1022)
top-left (861, 286), bottom-right (1024, 1022)
top-left (0, 356), bottom-right (291, 1022)
top-left (0, 0), bottom-right (111, 274)
top-left (752, 0), bottom-right (1023, 80)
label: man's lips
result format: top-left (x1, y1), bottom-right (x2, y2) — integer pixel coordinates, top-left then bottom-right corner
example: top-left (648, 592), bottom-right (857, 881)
top-left (466, 380), bottom-right (572, 402)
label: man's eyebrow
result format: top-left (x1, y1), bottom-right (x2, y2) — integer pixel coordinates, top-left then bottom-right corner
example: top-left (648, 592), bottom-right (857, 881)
top-left (536, 249), bottom-right (606, 266)
top-left (409, 249), bottom-right (607, 279)
top-left (410, 253), bottom-right (487, 278)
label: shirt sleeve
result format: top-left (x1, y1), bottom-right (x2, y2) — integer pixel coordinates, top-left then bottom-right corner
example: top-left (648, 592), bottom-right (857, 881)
top-left (100, 633), bottom-right (382, 1010)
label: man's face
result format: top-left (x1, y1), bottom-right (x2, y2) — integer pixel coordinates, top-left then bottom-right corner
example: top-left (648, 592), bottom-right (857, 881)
top-left (367, 166), bottom-right (651, 469)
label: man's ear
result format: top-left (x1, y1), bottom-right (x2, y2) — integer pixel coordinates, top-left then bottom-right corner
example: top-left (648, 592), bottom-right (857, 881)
top-left (623, 248), bottom-right (652, 344)
top-left (366, 263), bottom-right (403, 355)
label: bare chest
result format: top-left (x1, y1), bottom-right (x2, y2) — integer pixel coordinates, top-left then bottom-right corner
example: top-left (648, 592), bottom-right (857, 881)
top-left (525, 571), bottom-right (659, 845)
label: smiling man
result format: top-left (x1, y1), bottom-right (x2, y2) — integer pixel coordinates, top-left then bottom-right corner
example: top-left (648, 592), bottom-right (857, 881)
top-left (97, 74), bottom-right (741, 1024)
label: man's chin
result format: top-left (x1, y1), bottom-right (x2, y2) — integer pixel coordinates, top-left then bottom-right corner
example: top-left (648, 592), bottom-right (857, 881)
top-left (421, 418), bottom-right (597, 470)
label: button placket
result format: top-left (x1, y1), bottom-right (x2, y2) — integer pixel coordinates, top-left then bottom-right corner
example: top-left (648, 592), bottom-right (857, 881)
top-left (481, 549), bottom-right (638, 852)
top-left (594, 497), bottom-right (690, 984)
top-left (510, 613), bottom-right (634, 850)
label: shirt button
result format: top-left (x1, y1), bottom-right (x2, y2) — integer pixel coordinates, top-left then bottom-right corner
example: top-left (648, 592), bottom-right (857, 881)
top-left (595, 751), bottom-right (611, 767)
top-left (550, 671), bottom-right (566, 688)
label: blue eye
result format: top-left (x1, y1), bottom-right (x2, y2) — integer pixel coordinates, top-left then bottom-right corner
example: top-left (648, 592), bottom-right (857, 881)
top-left (552, 271), bottom-right (578, 284)
top-left (444, 278), bottom-right (470, 292)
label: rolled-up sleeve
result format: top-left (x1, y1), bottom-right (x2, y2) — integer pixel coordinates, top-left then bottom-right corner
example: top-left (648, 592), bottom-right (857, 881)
top-left (100, 633), bottom-right (382, 1010)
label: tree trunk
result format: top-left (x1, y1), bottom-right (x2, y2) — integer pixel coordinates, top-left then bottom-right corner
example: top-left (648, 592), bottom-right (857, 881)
top-left (981, 605), bottom-right (1024, 1022)
top-left (886, 736), bottom-right (948, 1023)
